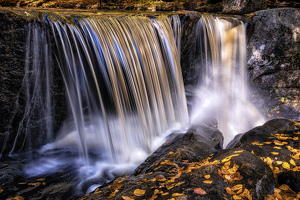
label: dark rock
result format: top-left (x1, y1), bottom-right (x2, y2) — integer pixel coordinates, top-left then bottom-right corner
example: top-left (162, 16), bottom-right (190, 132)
top-left (222, 0), bottom-right (267, 14)
top-left (247, 8), bottom-right (300, 120)
top-left (180, 11), bottom-right (202, 85)
top-left (277, 171), bottom-right (300, 193)
top-left (134, 118), bottom-right (223, 175)
top-left (211, 149), bottom-right (275, 200)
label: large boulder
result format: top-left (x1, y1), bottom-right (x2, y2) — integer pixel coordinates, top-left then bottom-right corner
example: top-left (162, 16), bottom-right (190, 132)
top-left (222, 0), bottom-right (267, 14)
top-left (247, 8), bottom-right (300, 120)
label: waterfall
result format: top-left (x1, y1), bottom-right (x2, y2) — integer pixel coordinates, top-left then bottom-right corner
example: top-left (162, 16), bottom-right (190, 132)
top-left (46, 14), bottom-right (188, 166)
top-left (190, 14), bottom-right (265, 146)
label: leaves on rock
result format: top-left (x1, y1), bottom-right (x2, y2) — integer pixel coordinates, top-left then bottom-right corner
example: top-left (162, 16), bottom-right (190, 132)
top-left (282, 162), bottom-right (290, 170)
top-left (155, 174), bottom-right (166, 181)
top-left (133, 189), bottom-right (146, 196)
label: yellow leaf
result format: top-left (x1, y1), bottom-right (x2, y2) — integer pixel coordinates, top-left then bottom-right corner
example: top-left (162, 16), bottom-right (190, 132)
top-left (264, 142), bottom-right (272, 144)
top-left (224, 161), bottom-right (231, 168)
top-left (274, 188), bottom-right (281, 193)
top-left (293, 137), bottom-right (299, 140)
top-left (162, 192), bottom-right (169, 196)
top-left (282, 162), bottom-right (290, 170)
top-left (203, 180), bottom-right (213, 184)
top-left (274, 167), bottom-right (280, 175)
top-left (231, 184), bottom-right (243, 191)
top-left (290, 159), bottom-right (296, 165)
top-left (279, 184), bottom-right (290, 191)
top-left (122, 196), bottom-right (134, 200)
top-left (172, 193), bottom-right (185, 197)
top-left (18, 182), bottom-right (26, 185)
top-left (0, 188), bottom-right (3, 193)
top-left (273, 146), bottom-right (282, 149)
top-left (134, 189), bottom-right (146, 196)
top-left (194, 188), bottom-right (207, 195)
top-left (295, 131), bottom-right (300, 135)
top-left (108, 190), bottom-right (118, 199)
top-left (36, 178), bottom-right (45, 181)
top-left (297, 192), bottom-right (300, 198)
top-left (276, 161), bottom-right (282, 165)
top-left (204, 175), bottom-right (210, 179)
top-left (251, 150), bottom-right (255, 154)
top-left (271, 152), bottom-right (279, 155)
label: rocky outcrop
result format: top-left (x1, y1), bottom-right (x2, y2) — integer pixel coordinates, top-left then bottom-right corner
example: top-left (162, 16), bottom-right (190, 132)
top-left (247, 8), bottom-right (300, 120)
top-left (80, 118), bottom-right (300, 200)
top-left (222, 0), bottom-right (267, 14)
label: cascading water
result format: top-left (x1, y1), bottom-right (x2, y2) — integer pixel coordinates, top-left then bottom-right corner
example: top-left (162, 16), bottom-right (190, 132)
top-left (190, 14), bottom-right (265, 146)
top-left (50, 15), bottom-right (188, 165)
top-left (12, 13), bottom-right (189, 192)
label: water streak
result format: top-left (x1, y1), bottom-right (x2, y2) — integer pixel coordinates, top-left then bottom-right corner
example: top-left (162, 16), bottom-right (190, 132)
top-left (191, 15), bottom-right (265, 146)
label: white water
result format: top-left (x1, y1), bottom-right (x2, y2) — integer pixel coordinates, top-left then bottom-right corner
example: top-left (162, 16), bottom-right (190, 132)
top-left (190, 15), bottom-right (265, 146)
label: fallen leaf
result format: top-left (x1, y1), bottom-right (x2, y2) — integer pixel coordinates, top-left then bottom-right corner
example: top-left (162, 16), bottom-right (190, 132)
top-left (276, 161), bottom-right (283, 165)
top-left (282, 162), bottom-right (290, 170)
top-left (28, 182), bottom-right (41, 186)
top-left (8, 197), bottom-right (24, 200)
top-left (273, 146), bottom-right (282, 149)
top-left (175, 181), bottom-right (185, 186)
top-left (0, 188), bottom-right (3, 193)
top-left (108, 190), bottom-right (118, 198)
top-left (226, 187), bottom-right (236, 195)
top-left (293, 137), bottom-right (299, 140)
top-left (290, 159), bottom-right (296, 165)
top-left (264, 142), bottom-right (272, 144)
top-left (279, 184), bottom-right (290, 191)
top-left (122, 196), bottom-right (134, 200)
top-left (274, 188), bottom-right (281, 193)
top-left (203, 180), bottom-right (213, 184)
top-left (194, 188), bottom-right (207, 195)
top-left (134, 189), bottom-right (146, 196)
top-left (297, 192), bottom-right (300, 198)
top-left (231, 184), bottom-right (243, 191)
top-left (204, 175), bottom-right (210, 179)
top-left (172, 193), bottom-right (185, 197)
top-left (156, 174), bottom-right (166, 182)
top-left (139, 178), bottom-right (147, 183)
top-left (233, 195), bottom-right (242, 199)
top-left (251, 142), bottom-right (264, 146)
top-left (18, 182), bottom-right (27, 185)
top-left (36, 178), bottom-right (45, 181)
top-left (234, 150), bottom-right (244, 153)
top-left (162, 192), bottom-right (169, 196)
top-left (271, 152), bottom-right (279, 155)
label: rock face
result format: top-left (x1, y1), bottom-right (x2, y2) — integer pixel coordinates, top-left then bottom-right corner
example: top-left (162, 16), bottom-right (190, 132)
top-left (222, 0), bottom-right (267, 14)
top-left (247, 8), bottom-right (300, 120)
top-left (0, 10), bottom-right (67, 157)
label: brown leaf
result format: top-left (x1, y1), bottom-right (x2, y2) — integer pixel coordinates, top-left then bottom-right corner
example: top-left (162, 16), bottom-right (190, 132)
top-left (194, 188), bottom-right (207, 195)
top-left (0, 188), bottom-right (3, 193)
top-left (134, 189), bottom-right (146, 196)
top-left (8, 197), bottom-right (24, 200)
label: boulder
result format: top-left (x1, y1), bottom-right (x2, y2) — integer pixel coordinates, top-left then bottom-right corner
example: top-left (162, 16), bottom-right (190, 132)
top-left (247, 8), bottom-right (300, 120)
top-left (134, 118), bottom-right (223, 175)
top-left (222, 0), bottom-right (267, 14)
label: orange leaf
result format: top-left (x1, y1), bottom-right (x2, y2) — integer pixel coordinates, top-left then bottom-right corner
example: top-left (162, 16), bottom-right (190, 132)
top-left (156, 174), bottom-right (166, 182)
top-left (28, 182), bottom-right (41, 186)
top-left (194, 188), bottom-right (207, 195)
top-left (231, 184), bottom-right (243, 191)
top-left (0, 188), bottom-right (3, 193)
top-left (134, 189), bottom-right (146, 196)
top-left (9, 197), bottom-right (24, 200)
top-left (204, 175), bottom-right (210, 179)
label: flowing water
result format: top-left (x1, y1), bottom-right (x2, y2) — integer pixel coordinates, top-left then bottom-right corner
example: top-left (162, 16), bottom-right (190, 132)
top-left (190, 14), bottom-right (265, 146)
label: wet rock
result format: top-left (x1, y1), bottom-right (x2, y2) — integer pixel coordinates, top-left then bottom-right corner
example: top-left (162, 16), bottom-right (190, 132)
top-left (222, 0), bottom-right (267, 14)
top-left (247, 8), bottom-right (300, 120)
top-left (134, 118), bottom-right (223, 175)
